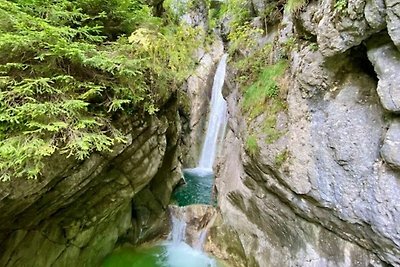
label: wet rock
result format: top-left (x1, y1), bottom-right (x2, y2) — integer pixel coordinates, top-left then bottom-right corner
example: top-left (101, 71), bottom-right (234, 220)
top-left (169, 204), bottom-right (218, 248)
top-left (367, 34), bottom-right (400, 113)
top-left (381, 120), bottom-right (400, 169)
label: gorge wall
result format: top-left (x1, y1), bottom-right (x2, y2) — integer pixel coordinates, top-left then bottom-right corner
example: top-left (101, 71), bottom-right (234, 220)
top-left (213, 0), bottom-right (400, 266)
top-left (0, 96), bottom-right (185, 267)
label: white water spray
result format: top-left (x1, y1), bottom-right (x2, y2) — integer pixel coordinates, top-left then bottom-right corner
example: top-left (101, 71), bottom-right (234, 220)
top-left (167, 213), bottom-right (216, 267)
top-left (170, 214), bottom-right (187, 244)
top-left (198, 54), bottom-right (228, 170)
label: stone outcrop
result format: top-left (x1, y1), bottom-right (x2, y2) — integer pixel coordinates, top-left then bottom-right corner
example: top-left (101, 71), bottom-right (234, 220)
top-left (0, 98), bottom-right (184, 266)
top-left (367, 33), bottom-right (400, 113)
top-left (386, 0), bottom-right (400, 49)
top-left (381, 120), bottom-right (400, 169)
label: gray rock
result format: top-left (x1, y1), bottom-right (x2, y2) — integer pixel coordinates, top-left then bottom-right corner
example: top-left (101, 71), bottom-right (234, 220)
top-left (310, 0), bottom-right (385, 57)
top-left (381, 120), bottom-right (400, 169)
top-left (386, 0), bottom-right (400, 49)
top-left (365, 0), bottom-right (386, 29)
top-left (215, 78), bottom-right (389, 266)
top-left (367, 34), bottom-right (400, 113)
top-left (251, 0), bottom-right (266, 16)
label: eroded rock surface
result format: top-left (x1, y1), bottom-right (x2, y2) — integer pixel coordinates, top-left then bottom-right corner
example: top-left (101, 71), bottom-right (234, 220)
top-left (0, 102), bottom-right (184, 266)
top-left (214, 1), bottom-right (400, 266)
top-left (168, 205), bottom-right (247, 267)
top-left (367, 33), bottom-right (400, 113)
top-left (381, 120), bottom-right (400, 169)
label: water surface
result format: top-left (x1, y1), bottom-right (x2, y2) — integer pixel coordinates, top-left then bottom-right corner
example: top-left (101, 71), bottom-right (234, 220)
top-left (172, 168), bottom-right (215, 206)
top-left (102, 242), bottom-right (224, 267)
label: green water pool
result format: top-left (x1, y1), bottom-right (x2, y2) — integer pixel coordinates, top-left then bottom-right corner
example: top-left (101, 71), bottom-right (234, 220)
top-left (102, 242), bottom-right (224, 267)
top-left (172, 168), bottom-right (216, 206)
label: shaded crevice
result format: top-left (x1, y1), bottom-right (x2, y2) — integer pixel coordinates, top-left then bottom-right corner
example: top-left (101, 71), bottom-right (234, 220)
top-left (348, 44), bottom-right (378, 82)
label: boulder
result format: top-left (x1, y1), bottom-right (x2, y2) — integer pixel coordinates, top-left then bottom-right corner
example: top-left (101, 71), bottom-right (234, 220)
top-left (386, 0), bottom-right (400, 50)
top-left (381, 120), bottom-right (400, 169)
top-left (367, 34), bottom-right (400, 113)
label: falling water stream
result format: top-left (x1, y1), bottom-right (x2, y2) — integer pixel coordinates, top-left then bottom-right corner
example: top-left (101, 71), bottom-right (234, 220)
top-left (102, 55), bottom-right (229, 267)
top-left (173, 54), bottom-right (228, 206)
top-left (198, 53), bottom-right (228, 170)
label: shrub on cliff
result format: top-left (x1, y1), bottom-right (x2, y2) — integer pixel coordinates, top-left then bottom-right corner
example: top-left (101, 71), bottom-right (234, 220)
top-left (0, 0), bottom-right (198, 181)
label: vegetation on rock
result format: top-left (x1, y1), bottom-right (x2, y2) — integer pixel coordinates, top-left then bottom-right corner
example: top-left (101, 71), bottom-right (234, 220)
top-left (0, 0), bottom-right (199, 181)
top-left (245, 134), bottom-right (259, 156)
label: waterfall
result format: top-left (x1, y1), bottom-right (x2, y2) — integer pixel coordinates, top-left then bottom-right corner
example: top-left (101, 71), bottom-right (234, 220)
top-left (160, 55), bottom-right (229, 267)
top-left (166, 212), bottom-right (217, 267)
top-left (198, 54), bottom-right (228, 170)
top-left (170, 214), bottom-right (187, 244)
top-left (194, 230), bottom-right (208, 251)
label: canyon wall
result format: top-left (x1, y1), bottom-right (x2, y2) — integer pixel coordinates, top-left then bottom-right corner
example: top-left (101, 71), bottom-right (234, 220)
top-left (215, 0), bottom-right (400, 266)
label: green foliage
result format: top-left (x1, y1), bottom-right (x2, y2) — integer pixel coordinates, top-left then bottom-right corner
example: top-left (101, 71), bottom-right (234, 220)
top-left (334, 0), bottom-right (347, 11)
top-left (309, 42), bottom-right (318, 51)
top-left (220, 0), bottom-right (251, 31)
top-left (274, 149), bottom-right (288, 167)
top-left (262, 99), bottom-right (287, 144)
top-left (245, 135), bottom-right (259, 156)
top-left (262, 2), bottom-right (284, 23)
top-left (285, 0), bottom-right (308, 13)
top-left (228, 22), bottom-right (264, 55)
top-left (242, 60), bottom-right (288, 118)
top-left (0, 0), bottom-right (198, 181)
top-left (220, 0), bottom-right (257, 54)
top-left (282, 37), bottom-right (297, 56)
top-left (235, 45), bottom-right (273, 85)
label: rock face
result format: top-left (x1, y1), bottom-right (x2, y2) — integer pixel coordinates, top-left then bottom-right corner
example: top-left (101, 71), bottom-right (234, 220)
top-left (367, 33), bottom-right (400, 113)
top-left (0, 99), bottom-right (184, 266)
top-left (381, 120), bottom-right (400, 169)
top-left (214, 0), bottom-right (400, 266)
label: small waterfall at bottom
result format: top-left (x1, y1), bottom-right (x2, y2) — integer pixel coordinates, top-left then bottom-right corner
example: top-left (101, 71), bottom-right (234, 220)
top-left (163, 212), bottom-right (217, 267)
top-left (102, 210), bottom-right (221, 267)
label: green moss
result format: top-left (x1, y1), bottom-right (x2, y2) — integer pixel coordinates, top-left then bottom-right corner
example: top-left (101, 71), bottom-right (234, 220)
top-left (275, 149), bottom-right (289, 167)
top-left (262, 99), bottom-right (287, 144)
top-left (242, 60), bottom-right (288, 119)
top-left (309, 43), bottom-right (318, 51)
top-left (334, 0), bottom-right (347, 11)
top-left (245, 135), bottom-right (259, 156)
top-left (285, 0), bottom-right (308, 13)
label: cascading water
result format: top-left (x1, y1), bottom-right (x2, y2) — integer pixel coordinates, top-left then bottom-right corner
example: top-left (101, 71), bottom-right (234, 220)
top-left (102, 56), bottom-right (228, 267)
top-left (198, 54), bottom-right (228, 170)
top-left (164, 214), bottom-right (217, 267)
top-left (173, 54), bottom-right (228, 207)
top-left (170, 214), bottom-right (187, 244)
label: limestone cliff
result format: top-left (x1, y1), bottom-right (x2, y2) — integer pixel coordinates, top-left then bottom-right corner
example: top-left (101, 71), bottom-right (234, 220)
top-left (214, 0), bottom-right (400, 266)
